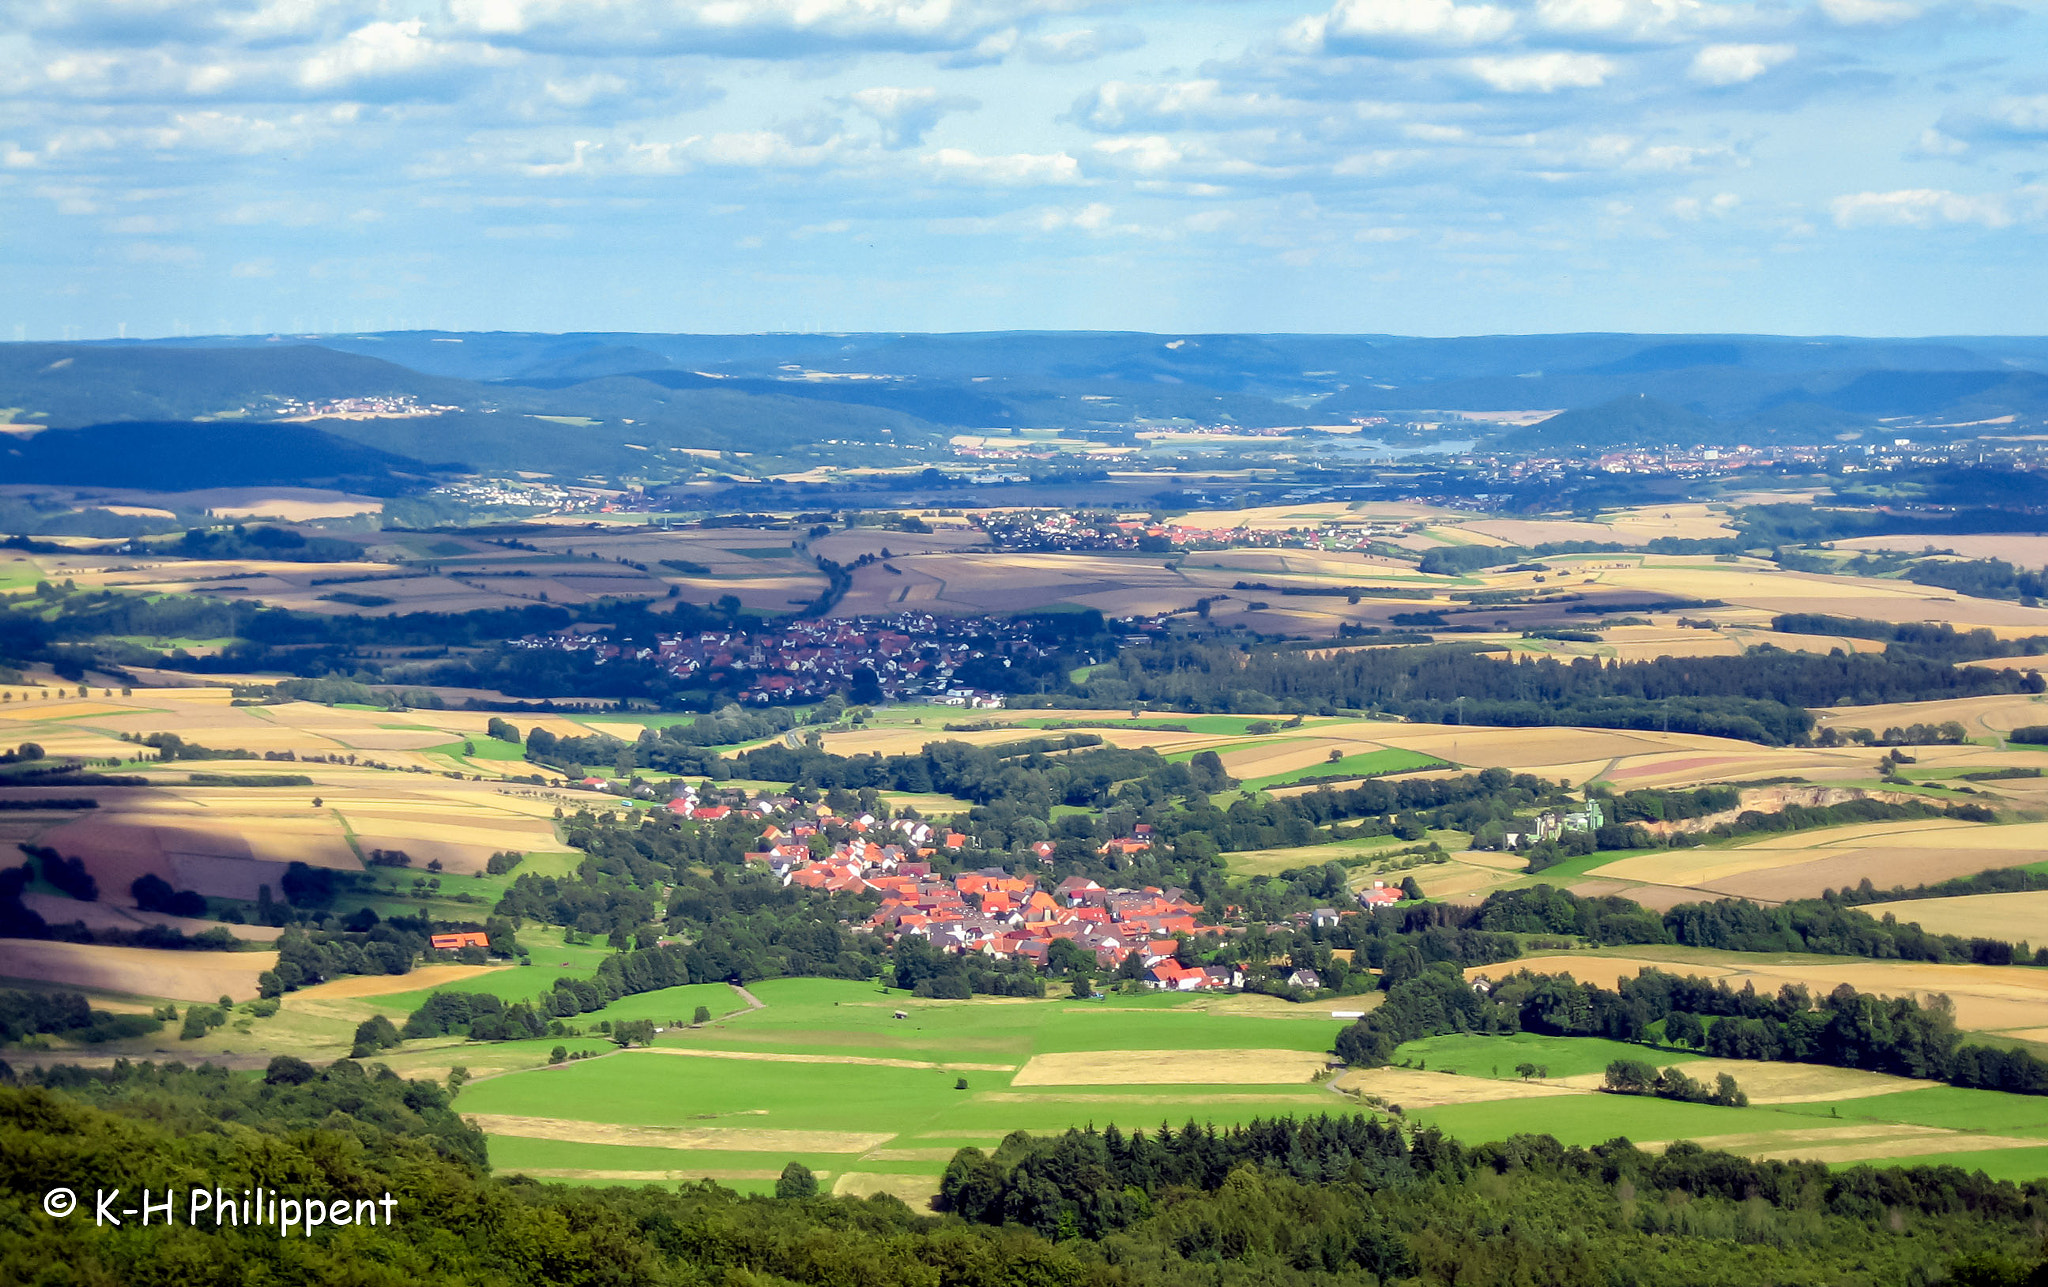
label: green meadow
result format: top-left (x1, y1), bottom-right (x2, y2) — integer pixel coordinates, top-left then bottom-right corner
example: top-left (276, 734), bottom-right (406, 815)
top-left (453, 978), bottom-right (1349, 1197)
top-left (1240, 748), bottom-right (1448, 791)
top-left (443, 989), bottom-right (2048, 1199)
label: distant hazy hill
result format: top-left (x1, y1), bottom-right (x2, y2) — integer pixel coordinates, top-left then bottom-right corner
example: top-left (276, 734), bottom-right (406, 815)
top-left (2, 421), bottom-right (433, 492)
top-left (1493, 396), bottom-right (1717, 452)
top-left (13, 331), bottom-right (2048, 476)
top-left (0, 343), bottom-right (475, 427)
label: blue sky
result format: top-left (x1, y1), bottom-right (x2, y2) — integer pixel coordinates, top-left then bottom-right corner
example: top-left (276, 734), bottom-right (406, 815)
top-left (3, 0), bottom-right (2045, 339)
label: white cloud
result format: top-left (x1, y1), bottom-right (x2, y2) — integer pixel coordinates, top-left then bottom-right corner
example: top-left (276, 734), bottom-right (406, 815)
top-left (1022, 25), bottom-right (1145, 64)
top-left (1090, 135), bottom-right (1181, 175)
top-left (1071, 80), bottom-right (1296, 132)
top-left (1533, 0), bottom-right (1728, 42)
top-left (1316, 0), bottom-right (1516, 49)
top-left (482, 222), bottom-right (572, 238)
top-left (1669, 192), bottom-right (1739, 218)
top-left (1688, 42), bottom-right (1794, 85)
top-left (1907, 127), bottom-right (1967, 157)
top-left (1831, 188), bottom-right (2011, 228)
top-left (1817, 0), bottom-right (1918, 25)
top-left (698, 130), bottom-right (845, 168)
top-left (443, 0), bottom-right (1064, 57)
top-left (921, 147), bottom-right (1081, 186)
top-left (1037, 202), bottom-right (1115, 232)
top-left (541, 73), bottom-right (633, 109)
top-left (298, 21), bottom-right (505, 93)
top-left (230, 257), bottom-right (276, 277)
top-left (847, 86), bottom-right (978, 149)
top-left (1468, 51), bottom-right (1615, 91)
top-left (1938, 96), bottom-right (2048, 149)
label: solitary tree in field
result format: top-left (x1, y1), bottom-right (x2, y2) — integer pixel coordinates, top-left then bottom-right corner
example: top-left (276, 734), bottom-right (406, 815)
top-left (775, 1162), bottom-right (818, 1200)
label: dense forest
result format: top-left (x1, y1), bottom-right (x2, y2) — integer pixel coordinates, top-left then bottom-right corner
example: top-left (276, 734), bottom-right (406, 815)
top-left (5, 1057), bottom-right (2047, 1287)
top-left (1065, 640), bottom-right (2030, 743)
top-left (1337, 964), bottom-right (2048, 1096)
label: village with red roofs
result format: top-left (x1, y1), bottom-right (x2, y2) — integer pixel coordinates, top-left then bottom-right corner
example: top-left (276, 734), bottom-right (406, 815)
top-left (657, 781), bottom-right (1410, 992)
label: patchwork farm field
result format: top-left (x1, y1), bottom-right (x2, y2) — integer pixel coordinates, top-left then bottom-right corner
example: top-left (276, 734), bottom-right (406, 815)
top-left (453, 977), bottom-right (1358, 1199)
top-left (1345, 1031), bottom-right (2048, 1175)
top-left (1467, 949), bottom-right (2048, 1043)
top-left (447, 978), bottom-right (2048, 1203)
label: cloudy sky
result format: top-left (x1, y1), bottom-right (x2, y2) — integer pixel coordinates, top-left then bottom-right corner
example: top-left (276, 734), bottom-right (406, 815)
top-left (5, 0), bottom-right (2046, 339)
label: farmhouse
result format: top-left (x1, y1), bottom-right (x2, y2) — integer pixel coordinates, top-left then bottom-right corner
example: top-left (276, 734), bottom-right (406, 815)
top-left (429, 931), bottom-right (490, 951)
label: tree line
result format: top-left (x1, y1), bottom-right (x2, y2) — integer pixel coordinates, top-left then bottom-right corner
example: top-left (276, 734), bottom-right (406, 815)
top-left (1066, 640), bottom-right (2029, 744)
top-left (7, 1055), bottom-right (2048, 1287)
top-left (1336, 964), bottom-right (2048, 1096)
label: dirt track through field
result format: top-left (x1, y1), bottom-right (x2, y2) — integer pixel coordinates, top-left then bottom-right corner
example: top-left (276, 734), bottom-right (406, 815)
top-left (294, 964), bottom-right (510, 998)
top-left (1644, 1125), bottom-right (2047, 1165)
top-left (975, 1091), bottom-right (1324, 1105)
top-left (1552, 1059), bottom-right (1937, 1103)
top-left (467, 1114), bottom-right (893, 1153)
top-left (633, 1048), bottom-right (1015, 1072)
top-left (509, 1168), bottom-right (828, 1182)
top-left (1010, 1049), bottom-right (1332, 1086)
top-left (1485, 955), bottom-right (2048, 1033)
top-left (0, 939), bottom-right (277, 1002)
top-left (1334, 1068), bottom-right (1584, 1108)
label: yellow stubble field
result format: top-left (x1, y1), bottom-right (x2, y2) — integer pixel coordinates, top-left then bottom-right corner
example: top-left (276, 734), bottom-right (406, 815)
top-left (1481, 952), bottom-right (2048, 1038)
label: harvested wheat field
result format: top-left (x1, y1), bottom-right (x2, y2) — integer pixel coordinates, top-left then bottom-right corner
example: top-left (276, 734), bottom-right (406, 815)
top-left (1707, 850), bottom-right (2042, 903)
top-left (0, 939), bottom-right (277, 1002)
top-left (1581, 815), bottom-right (2048, 903)
top-left (1482, 953), bottom-right (2048, 1034)
top-left (1879, 891), bottom-right (2048, 943)
top-left (636, 1048), bottom-right (1015, 1073)
top-left (514, 1167), bottom-right (820, 1183)
top-left (293, 964), bottom-right (510, 999)
top-left (1590, 818), bottom-right (1986, 887)
top-left (1553, 1059), bottom-right (1937, 1103)
top-left (1009, 1049), bottom-right (1334, 1086)
top-left (1216, 738), bottom-right (1356, 778)
top-left (832, 1172), bottom-right (943, 1206)
top-left (1335, 1067), bottom-right (1581, 1108)
top-left (1598, 746), bottom-right (1874, 789)
top-left (1596, 563), bottom-right (2048, 628)
top-left (1837, 534), bottom-right (2048, 566)
top-left (1962, 654), bottom-right (2048, 674)
top-left (1649, 1125), bottom-right (2045, 1166)
top-left (1367, 723), bottom-right (1712, 770)
top-left (18, 892), bottom-right (283, 942)
top-left (1812, 693), bottom-right (2048, 740)
top-left (467, 1114), bottom-right (894, 1154)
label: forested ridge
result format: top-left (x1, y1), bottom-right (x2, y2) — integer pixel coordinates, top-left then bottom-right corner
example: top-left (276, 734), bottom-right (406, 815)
top-left (6, 1058), bottom-right (2048, 1287)
top-left (1064, 640), bottom-right (2032, 744)
top-left (1338, 964), bottom-right (2048, 1095)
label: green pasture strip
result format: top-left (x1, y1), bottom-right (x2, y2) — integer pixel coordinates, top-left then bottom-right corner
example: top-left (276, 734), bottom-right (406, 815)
top-left (456, 1051), bottom-right (1006, 1132)
top-left (1224, 834), bottom-right (1416, 878)
top-left (488, 1137), bottom-right (853, 1181)
top-left (1394, 1032), bottom-right (1700, 1081)
top-left (1860, 1146), bottom-right (2048, 1184)
top-left (1772, 1085), bottom-right (2048, 1137)
top-left (876, 791), bottom-right (976, 816)
top-left (1409, 1093), bottom-right (1760, 1150)
top-left (582, 983), bottom-right (750, 1025)
top-left (1161, 737), bottom-right (1301, 764)
top-left (1500, 850), bottom-right (1662, 889)
top-left (1024, 1004), bottom-right (1346, 1057)
top-left (1241, 748), bottom-right (1448, 791)
top-left (426, 737), bottom-right (530, 762)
